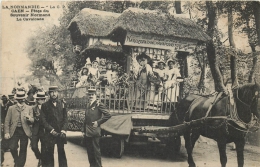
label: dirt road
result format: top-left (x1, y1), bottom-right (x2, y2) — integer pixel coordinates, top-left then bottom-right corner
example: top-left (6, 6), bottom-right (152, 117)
top-left (2, 131), bottom-right (260, 167)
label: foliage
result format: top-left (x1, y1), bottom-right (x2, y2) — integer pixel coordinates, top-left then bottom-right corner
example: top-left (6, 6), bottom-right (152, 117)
top-left (25, 1), bottom-right (259, 94)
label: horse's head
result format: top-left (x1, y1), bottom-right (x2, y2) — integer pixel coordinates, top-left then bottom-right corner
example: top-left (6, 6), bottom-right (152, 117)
top-left (233, 83), bottom-right (259, 122)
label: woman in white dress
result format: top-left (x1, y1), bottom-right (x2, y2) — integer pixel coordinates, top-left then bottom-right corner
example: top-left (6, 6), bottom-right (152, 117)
top-left (164, 59), bottom-right (181, 102)
top-left (73, 67), bottom-right (90, 98)
top-left (153, 60), bottom-right (167, 104)
top-left (89, 60), bottom-right (101, 86)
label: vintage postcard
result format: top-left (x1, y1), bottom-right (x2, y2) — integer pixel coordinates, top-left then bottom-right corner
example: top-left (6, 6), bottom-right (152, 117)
top-left (1, 1), bottom-right (260, 167)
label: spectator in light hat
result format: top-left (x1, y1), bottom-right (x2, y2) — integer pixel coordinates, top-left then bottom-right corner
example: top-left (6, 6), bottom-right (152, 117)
top-left (31, 90), bottom-right (47, 167)
top-left (40, 86), bottom-right (68, 167)
top-left (4, 90), bottom-right (34, 167)
top-left (155, 60), bottom-right (168, 83)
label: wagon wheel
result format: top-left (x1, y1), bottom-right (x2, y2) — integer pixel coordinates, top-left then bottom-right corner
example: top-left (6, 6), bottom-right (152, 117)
top-left (111, 137), bottom-right (125, 158)
top-left (165, 136), bottom-right (181, 158)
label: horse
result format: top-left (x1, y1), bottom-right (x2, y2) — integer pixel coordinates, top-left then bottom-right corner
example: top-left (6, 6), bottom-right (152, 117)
top-left (175, 83), bottom-right (259, 167)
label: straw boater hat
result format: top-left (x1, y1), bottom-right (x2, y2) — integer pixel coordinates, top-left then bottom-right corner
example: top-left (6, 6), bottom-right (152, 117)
top-left (88, 88), bottom-right (96, 95)
top-left (48, 86), bottom-right (59, 92)
top-left (167, 58), bottom-right (177, 66)
top-left (157, 60), bottom-right (166, 66)
top-left (8, 94), bottom-right (14, 99)
top-left (15, 91), bottom-right (26, 100)
top-left (35, 91), bottom-right (46, 99)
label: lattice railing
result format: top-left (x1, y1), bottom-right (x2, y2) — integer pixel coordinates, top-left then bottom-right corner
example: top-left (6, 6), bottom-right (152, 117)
top-left (59, 83), bottom-right (180, 115)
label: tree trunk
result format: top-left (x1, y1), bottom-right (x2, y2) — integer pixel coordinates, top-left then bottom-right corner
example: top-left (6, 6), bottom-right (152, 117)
top-left (252, 2), bottom-right (260, 83)
top-left (206, 1), bottom-right (226, 92)
top-left (245, 14), bottom-right (258, 83)
top-left (228, 7), bottom-right (237, 84)
top-left (197, 56), bottom-right (206, 94)
top-left (248, 44), bottom-right (257, 83)
top-left (253, 1), bottom-right (260, 46)
top-left (175, 1), bottom-right (182, 14)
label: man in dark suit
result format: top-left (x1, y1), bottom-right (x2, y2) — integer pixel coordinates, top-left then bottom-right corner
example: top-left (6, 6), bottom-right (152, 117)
top-left (83, 88), bottom-right (111, 167)
top-left (1, 95), bottom-right (8, 165)
top-left (1, 94), bottom-right (16, 165)
top-left (31, 91), bottom-right (46, 167)
top-left (5, 94), bottom-right (16, 111)
top-left (41, 86), bottom-right (68, 167)
top-left (4, 91), bottom-right (34, 167)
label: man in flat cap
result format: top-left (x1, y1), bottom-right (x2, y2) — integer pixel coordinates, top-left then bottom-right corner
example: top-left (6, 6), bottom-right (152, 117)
top-left (4, 91), bottom-right (34, 167)
top-left (83, 88), bottom-right (111, 167)
top-left (40, 86), bottom-right (68, 167)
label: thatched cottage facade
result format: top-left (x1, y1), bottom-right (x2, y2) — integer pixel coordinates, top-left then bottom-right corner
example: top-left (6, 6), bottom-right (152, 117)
top-left (67, 7), bottom-right (210, 81)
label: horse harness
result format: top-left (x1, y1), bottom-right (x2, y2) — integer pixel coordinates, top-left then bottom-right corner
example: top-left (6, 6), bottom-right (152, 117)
top-left (185, 89), bottom-right (259, 133)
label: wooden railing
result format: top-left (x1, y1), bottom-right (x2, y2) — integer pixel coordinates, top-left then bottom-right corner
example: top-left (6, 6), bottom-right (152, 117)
top-left (59, 83), bottom-right (180, 115)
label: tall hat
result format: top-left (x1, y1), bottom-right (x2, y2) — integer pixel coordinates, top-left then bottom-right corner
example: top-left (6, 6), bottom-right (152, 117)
top-left (34, 91), bottom-right (47, 99)
top-left (15, 91), bottom-right (26, 99)
top-left (48, 86), bottom-right (59, 92)
top-left (86, 57), bottom-right (92, 65)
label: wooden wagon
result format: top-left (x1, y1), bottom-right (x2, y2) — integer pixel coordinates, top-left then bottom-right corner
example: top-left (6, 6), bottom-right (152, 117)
top-left (65, 7), bottom-right (211, 157)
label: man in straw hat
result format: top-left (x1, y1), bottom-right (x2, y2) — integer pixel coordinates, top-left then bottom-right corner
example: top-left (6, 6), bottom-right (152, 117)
top-left (40, 86), bottom-right (68, 167)
top-left (83, 88), bottom-right (111, 167)
top-left (31, 90), bottom-right (47, 167)
top-left (4, 90), bottom-right (34, 167)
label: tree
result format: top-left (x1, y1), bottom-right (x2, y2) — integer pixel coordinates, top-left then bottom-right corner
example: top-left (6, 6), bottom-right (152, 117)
top-left (206, 1), bottom-right (227, 92)
top-left (227, 4), bottom-right (237, 84)
top-left (253, 1), bottom-right (260, 46)
top-left (175, 1), bottom-right (182, 14)
top-left (234, 2), bottom-right (258, 83)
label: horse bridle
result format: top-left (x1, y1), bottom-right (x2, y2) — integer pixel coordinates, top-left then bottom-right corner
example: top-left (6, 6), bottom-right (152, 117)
top-left (234, 86), bottom-right (259, 109)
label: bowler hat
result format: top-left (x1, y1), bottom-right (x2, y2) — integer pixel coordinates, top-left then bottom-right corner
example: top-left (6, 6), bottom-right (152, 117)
top-left (15, 91), bottom-right (26, 100)
top-left (49, 86), bottom-right (59, 92)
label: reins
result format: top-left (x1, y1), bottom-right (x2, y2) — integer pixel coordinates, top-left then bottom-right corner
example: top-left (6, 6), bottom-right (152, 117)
top-left (228, 85), bottom-right (260, 132)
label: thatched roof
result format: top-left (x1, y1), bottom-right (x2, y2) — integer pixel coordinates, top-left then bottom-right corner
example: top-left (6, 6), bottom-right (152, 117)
top-left (81, 41), bottom-right (123, 54)
top-left (68, 8), bottom-right (120, 37)
top-left (111, 8), bottom-right (211, 42)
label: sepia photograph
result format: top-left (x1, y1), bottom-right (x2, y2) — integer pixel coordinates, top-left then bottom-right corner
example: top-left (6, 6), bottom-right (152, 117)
top-left (1, 0), bottom-right (260, 167)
